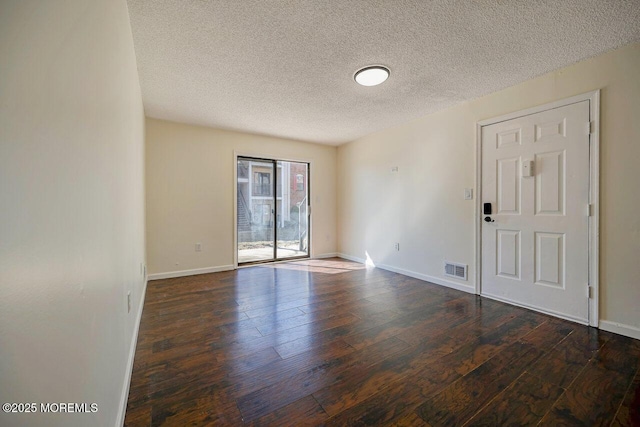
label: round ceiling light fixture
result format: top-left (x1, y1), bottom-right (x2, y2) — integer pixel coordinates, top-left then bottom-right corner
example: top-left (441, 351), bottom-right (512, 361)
top-left (354, 65), bottom-right (390, 86)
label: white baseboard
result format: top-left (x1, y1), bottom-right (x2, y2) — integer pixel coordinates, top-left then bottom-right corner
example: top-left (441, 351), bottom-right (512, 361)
top-left (599, 320), bottom-right (640, 340)
top-left (115, 278), bottom-right (148, 427)
top-left (313, 252), bottom-right (339, 259)
top-left (377, 262), bottom-right (475, 294)
top-left (148, 265), bottom-right (234, 280)
top-left (336, 253), bottom-right (475, 294)
top-left (336, 253), bottom-right (366, 263)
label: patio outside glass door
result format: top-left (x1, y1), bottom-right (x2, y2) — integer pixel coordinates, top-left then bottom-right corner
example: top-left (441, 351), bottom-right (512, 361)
top-left (237, 157), bottom-right (309, 265)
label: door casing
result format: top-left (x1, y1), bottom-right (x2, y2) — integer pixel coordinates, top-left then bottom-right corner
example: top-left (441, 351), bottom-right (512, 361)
top-left (475, 90), bottom-right (600, 327)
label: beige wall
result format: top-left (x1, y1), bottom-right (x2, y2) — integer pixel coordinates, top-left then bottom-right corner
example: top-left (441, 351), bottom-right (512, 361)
top-left (146, 118), bottom-right (337, 276)
top-left (338, 42), bottom-right (640, 334)
top-left (0, 1), bottom-right (146, 426)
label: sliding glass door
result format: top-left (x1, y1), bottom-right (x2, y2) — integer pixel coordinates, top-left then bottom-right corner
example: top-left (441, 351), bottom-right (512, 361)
top-left (237, 156), bottom-right (309, 265)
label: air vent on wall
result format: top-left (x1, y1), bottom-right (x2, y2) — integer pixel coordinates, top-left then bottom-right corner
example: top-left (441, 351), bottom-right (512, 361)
top-left (444, 262), bottom-right (467, 280)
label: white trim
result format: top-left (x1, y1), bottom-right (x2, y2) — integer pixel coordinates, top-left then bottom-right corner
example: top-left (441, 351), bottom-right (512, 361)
top-left (335, 253), bottom-right (475, 294)
top-left (233, 150), bottom-right (239, 268)
top-left (377, 263), bottom-right (475, 294)
top-left (234, 150), bottom-right (315, 166)
top-left (481, 292), bottom-right (588, 325)
top-left (477, 91), bottom-right (600, 126)
top-left (314, 252), bottom-right (339, 259)
top-left (588, 90), bottom-right (600, 327)
top-left (475, 122), bottom-right (483, 295)
top-left (475, 90), bottom-right (600, 327)
top-left (599, 320), bottom-right (640, 341)
top-left (307, 163), bottom-right (313, 260)
top-left (337, 253), bottom-right (366, 263)
top-left (115, 279), bottom-right (148, 427)
top-left (148, 265), bottom-right (234, 280)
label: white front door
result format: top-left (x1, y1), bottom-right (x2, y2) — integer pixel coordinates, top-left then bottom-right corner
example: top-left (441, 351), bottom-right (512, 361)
top-left (481, 101), bottom-right (590, 323)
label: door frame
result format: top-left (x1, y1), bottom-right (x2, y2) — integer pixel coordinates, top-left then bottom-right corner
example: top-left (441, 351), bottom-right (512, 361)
top-left (233, 151), bottom-right (312, 268)
top-left (474, 90), bottom-right (600, 327)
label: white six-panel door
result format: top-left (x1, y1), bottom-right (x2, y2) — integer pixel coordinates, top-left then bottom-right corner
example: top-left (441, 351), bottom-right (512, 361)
top-left (481, 101), bottom-right (590, 323)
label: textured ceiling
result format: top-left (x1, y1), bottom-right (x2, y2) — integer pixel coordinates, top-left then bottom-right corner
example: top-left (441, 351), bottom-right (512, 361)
top-left (127, 0), bottom-right (640, 145)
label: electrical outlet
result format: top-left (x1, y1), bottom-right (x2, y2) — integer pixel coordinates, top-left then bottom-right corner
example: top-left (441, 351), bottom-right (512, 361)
top-left (195, 243), bottom-right (202, 252)
top-left (395, 242), bottom-right (400, 251)
top-left (127, 291), bottom-right (131, 313)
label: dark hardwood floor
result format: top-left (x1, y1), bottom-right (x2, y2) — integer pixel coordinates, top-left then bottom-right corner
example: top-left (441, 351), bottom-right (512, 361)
top-left (125, 258), bottom-right (640, 426)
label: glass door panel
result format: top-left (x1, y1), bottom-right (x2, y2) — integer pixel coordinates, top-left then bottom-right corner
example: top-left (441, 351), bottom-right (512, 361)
top-left (276, 161), bottom-right (309, 259)
top-left (237, 157), bottom-right (276, 264)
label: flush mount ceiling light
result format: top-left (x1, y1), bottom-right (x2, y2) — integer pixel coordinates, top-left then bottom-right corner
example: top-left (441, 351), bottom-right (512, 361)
top-left (354, 65), bottom-right (390, 86)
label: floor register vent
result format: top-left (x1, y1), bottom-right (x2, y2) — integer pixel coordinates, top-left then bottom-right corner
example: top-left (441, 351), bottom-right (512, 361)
top-left (444, 262), bottom-right (468, 280)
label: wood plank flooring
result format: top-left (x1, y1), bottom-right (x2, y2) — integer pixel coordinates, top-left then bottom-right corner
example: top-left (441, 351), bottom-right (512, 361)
top-left (125, 258), bottom-right (640, 426)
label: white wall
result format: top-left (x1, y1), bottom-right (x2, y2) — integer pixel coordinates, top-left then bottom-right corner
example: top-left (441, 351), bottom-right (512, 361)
top-left (0, 1), bottom-right (146, 426)
top-left (146, 118), bottom-right (337, 276)
top-left (338, 42), bottom-right (640, 336)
